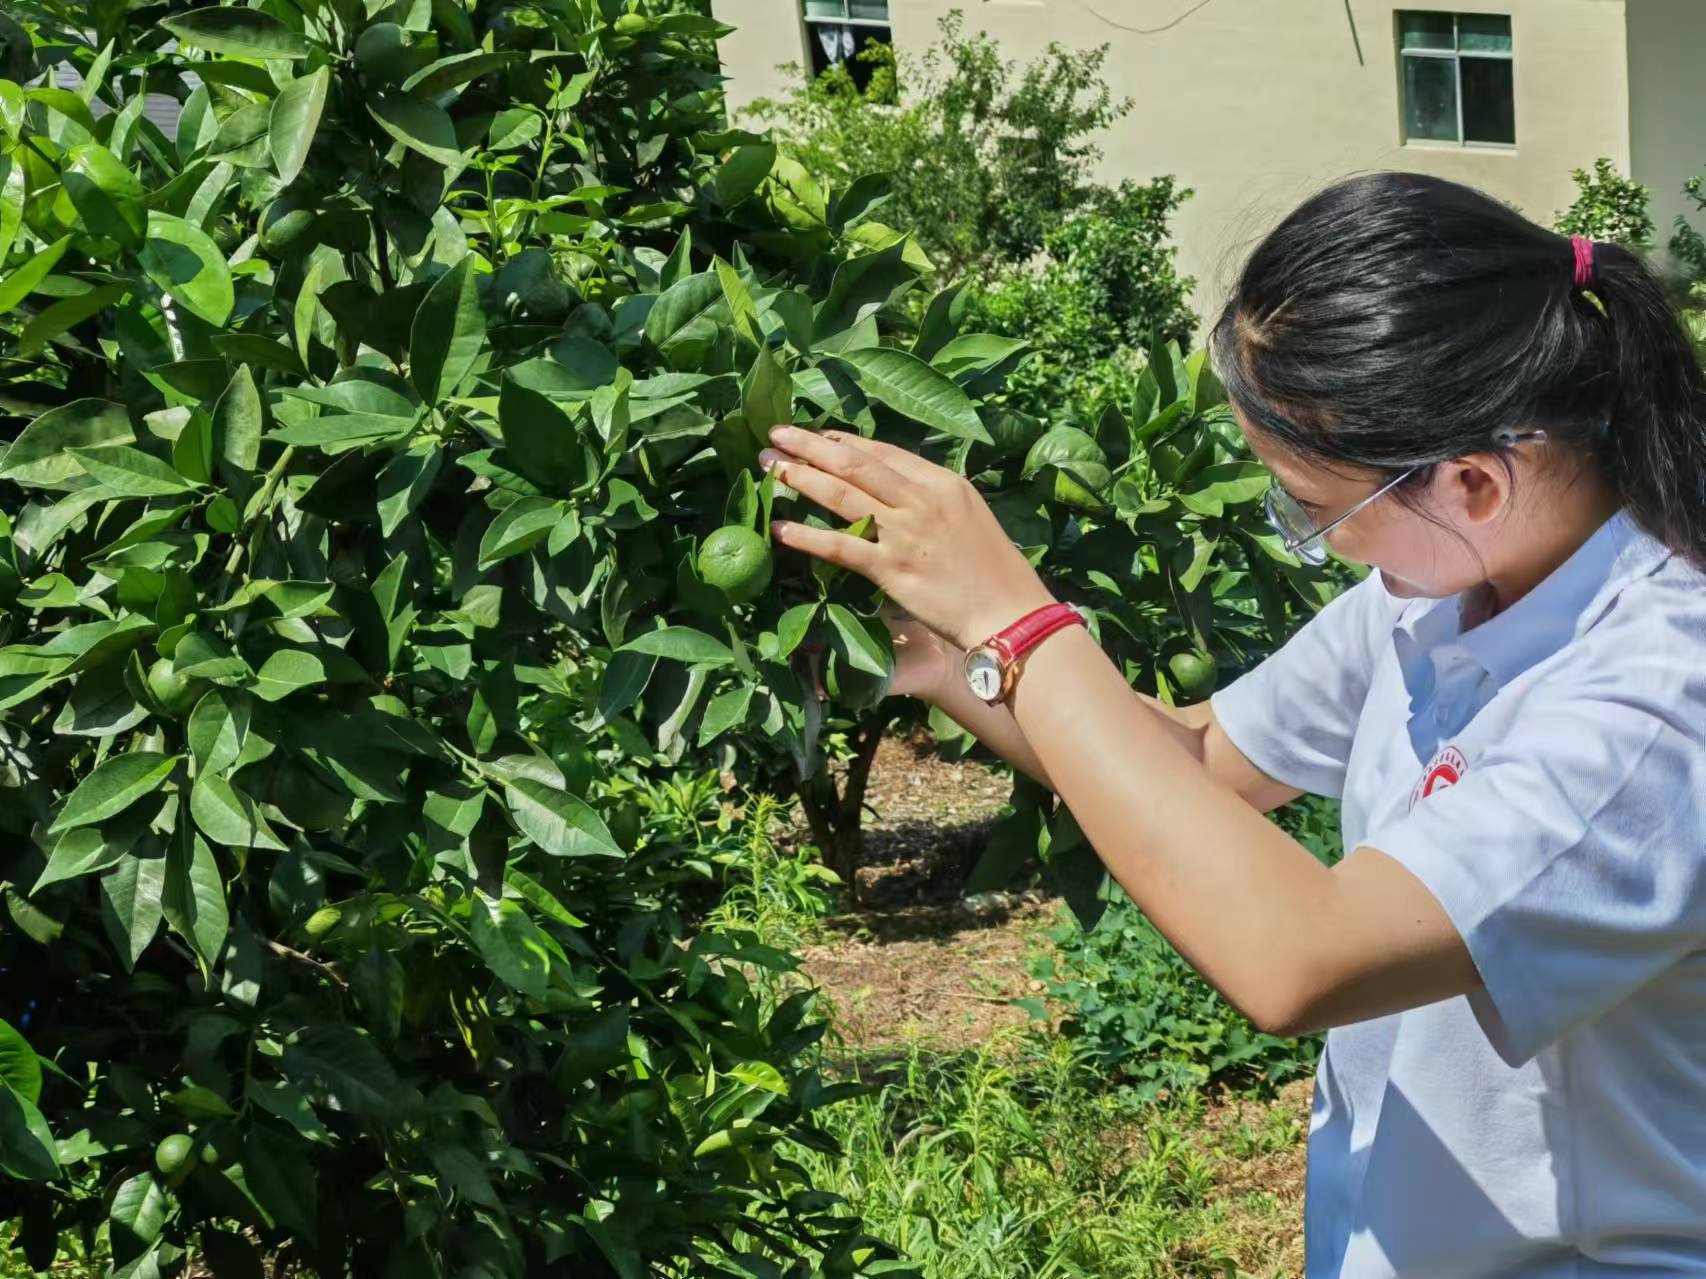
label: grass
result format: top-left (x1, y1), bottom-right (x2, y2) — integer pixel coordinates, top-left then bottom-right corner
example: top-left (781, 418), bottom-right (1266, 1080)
top-left (790, 1026), bottom-right (1307, 1278)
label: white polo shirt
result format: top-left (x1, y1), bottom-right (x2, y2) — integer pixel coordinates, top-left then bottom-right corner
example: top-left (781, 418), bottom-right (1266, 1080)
top-left (1210, 506), bottom-right (1706, 1277)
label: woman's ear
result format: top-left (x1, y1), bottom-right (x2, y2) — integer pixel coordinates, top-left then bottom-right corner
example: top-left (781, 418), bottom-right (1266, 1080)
top-left (1444, 451), bottom-right (1518, 528)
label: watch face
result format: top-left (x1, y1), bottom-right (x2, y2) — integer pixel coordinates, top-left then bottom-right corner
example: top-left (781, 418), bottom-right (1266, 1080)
top-left (964, 648), bottom-right (1003, 702)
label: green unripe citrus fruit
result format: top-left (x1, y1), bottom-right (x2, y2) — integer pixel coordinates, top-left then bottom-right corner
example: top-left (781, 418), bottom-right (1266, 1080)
top-left (1167, 650), bottom-right (1219, 698)
top-left (155, 1134), bottom-right (195, 1177)
top-left (613, 12), bottom-right (649, 33)
top-left (259, 197), bottom-right (317, 254)
top-left (146, 657), bottom-right (204, 715)
top-left (696, 526), bottom-right (772, 604)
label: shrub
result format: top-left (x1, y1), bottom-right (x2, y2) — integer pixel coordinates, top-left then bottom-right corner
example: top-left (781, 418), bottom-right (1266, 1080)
top-left (1018, 796), bottom-right (1342, 1101)
top-left (0, 0), bottom-right (1048, 1269)
top-left (745, 9), bottom-right (1130, 281)
top-left (967, 176), bottom-right (1198, 423)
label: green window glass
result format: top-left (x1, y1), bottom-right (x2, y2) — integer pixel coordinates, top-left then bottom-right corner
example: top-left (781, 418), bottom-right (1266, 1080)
top-left (1403, 54), bottom-right (1459, 142)
top-left (1399, 12), bottom-right (1455, 50)
top-left (1397, 11), bottom-right (1515, 146)
top-left (1458, 14), bottom-right (1513, 53)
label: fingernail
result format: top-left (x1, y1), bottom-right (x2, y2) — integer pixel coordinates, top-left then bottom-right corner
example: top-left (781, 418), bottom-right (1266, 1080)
top-left (770, 520), bottom-right (788, 537)
top-left (758, 449), bottom-right (782, 470)
top-left (769, 425), bottom-right (797, 443)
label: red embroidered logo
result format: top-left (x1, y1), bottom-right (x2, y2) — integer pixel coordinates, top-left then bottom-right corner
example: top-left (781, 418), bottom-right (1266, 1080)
top-left (1409, 744), bottom-right (1468, 811)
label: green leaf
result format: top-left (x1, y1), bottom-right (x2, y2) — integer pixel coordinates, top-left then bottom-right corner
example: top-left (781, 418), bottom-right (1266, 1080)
top-left (161, 8), bottom-right (310, 58)
top-left (268, 413), bottom-right (415, 450)
top-left (401, 49), bottom-right (517, 96)
top-left (497, 376), bottom-right (586, 490)
top-left (140, 212), bottom-right (233, 326)
top-left (478, 496), bottom-right (562, 569)
top-left (0, 1086), bottom-right (60, 1181)
top-left (596, 650), bottom-right (654, 724)
top-left (911, 281), bottom-right (968, 362)
top-left (0, 157), bottom-right (24, 265)
top-left (0, 1019), bottom-right (41, 1104)
top-left (1187, 460), bottom-right (1271, 506)
top-left (832, 347), bottom-right (991, 443)
top-left (715, 143), bottom-right (775, 207)
top-left (814, 241), bottom-right (911, 343)
top-left (213, 365), bottom-right (262, 498)
top-left (826, 604), bottom-right (891, 677)
top-left (930, 334), bottom-right (1029, 378)
top-left (68, 445), bottom-right (198, 496)
top-left (696, 684), bottom-right (753, 746)
top-left (0, 234), bottom-right (71, 313)
top-left (618, 626), bottom-right (733, 666)
top-left (191, 774), bottom-right (287, 850)
top-left (469, 892), bottom-right (551, 997)
top-left (50, 751), bottom-right (177, 832)
top-left (741, 348), bottom-right (792, 446)
top-left (162, 827), bottom-right (228, 975)
top-left (714, 255), bottom-right (761, 346)
top-left (775, 602), bottom-right (819, 659)
top-left (16, 283), bottom-right (129, 356)
top-left (281, 1025), bottom-right (408, 1121)
top-left (0, 399), bottom-right (131, 488)
top-left (101, 853), bottom-right (167, 970)
top-left (376, 441), bottom-right (442, 537)
top-left (251, 649), bottom-right (326, 702)
top-left (64, 144), bottom-right (146, 250)
top-left (410, 255), bottom-right (483, 402)
top-left (243, 1124), bottom-right (318, 1241)
top-left (109, 1172), bottom-right (168, 1264)
top-left (188, 689), bottom-right (252, 774)
top-left (32, 826), bottom-right (128, 892)
top-left (369, 92), bottom-right (463, 168)
top-left (502, 778), bottom-right (625, 858)
top-left (644, 271), bottom-right (724, 357)
top-left (270, 67), bottom-right (329, 186)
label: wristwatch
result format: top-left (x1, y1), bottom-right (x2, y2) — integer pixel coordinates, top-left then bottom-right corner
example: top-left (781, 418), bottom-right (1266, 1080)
top-left (963, 602), bottom-right (1088, 705)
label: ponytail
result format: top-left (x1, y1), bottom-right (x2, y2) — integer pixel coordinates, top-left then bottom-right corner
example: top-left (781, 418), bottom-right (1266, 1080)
top-left (1208, 171), bottom-right (1706, 575)
top-left (1588, 240), bottom-right (1706, 573)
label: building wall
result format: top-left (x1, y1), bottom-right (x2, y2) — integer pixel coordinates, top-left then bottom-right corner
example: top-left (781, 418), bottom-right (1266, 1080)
top-left (1626, 0), bottom-right (1706, 273)
top-left (711, 0), bottom-right (1641, 328)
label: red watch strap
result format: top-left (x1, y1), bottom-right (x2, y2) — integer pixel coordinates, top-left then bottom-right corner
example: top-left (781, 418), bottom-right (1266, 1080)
top-left (989, 602), bottom-right (1084, 662)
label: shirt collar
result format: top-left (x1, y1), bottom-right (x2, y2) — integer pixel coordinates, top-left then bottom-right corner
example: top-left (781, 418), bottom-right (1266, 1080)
top-left (1392, 506), bottom-right (1671, 687)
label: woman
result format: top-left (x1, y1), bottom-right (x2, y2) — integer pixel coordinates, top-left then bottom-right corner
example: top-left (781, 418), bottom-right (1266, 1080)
top-left (752, 171), bottom-right (1706, 1275)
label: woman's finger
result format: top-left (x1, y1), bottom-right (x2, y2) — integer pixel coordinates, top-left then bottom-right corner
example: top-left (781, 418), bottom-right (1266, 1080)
top-left (766, 455), bottom-right (891, 527)
top-left (764, 426), bottom-right (921, 509)
top-left (770, 518), bottom-right (884, 578)
top-left (821, 429), bottom-right (953, 488)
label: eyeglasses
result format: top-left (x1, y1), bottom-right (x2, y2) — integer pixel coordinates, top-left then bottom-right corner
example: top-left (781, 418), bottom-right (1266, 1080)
top-left (1263, 429), bottom-right (1549, 566)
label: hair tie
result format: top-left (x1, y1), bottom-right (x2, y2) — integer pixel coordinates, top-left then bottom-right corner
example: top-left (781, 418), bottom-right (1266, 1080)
top-left (1570, 234), bottom-right (1596, 290)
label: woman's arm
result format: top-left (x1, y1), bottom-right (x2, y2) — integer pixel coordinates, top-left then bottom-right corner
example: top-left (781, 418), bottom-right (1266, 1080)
top-left (898, 614), bottom-right (1307, 814)
top-left (755, 427), bottom-right (1474, 1039)
top-left (1003, 625), bottom-right (1479, 1037)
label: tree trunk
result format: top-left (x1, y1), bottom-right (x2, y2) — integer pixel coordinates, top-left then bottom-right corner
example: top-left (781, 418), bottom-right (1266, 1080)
top-left (792, 707), bottom-right (896, 908)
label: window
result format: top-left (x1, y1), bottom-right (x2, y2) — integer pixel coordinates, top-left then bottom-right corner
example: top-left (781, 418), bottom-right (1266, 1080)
top-left (802, 0), bottom-right (892, 96)
top-left (1397, 11), bottom-right (1514, 146)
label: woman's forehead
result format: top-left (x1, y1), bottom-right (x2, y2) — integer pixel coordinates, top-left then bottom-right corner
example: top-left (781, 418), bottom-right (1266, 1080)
top-left (1231, 404), bottom-right (1365, 496)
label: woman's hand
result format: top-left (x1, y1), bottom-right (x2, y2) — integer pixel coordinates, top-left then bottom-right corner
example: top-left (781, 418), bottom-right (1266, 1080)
top-left (756, 425), bottom-right (1057, 653)
top-left (877, 601), bottom-right (958, 701)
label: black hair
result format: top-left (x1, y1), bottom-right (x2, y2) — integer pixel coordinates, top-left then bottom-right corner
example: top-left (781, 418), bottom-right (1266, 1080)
top-left (1208, 170), bottom-right (1706, 573)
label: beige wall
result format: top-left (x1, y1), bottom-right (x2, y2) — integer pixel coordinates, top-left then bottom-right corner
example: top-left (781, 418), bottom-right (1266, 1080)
top-left (712, 1), bottom-right (1661, 328)
top-left (1627, 0), bottom-right (1706, 274)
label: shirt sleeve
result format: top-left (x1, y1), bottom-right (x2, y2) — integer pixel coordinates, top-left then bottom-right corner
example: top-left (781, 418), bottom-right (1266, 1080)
top-left (1352, 658), bottom-right (1706, 1069)
top-left (1209, 570), bottom-right (1403, 800)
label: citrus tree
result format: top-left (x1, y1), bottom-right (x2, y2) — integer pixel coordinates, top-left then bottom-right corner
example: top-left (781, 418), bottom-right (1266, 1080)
top-left (0, 0), bottom-right (1018, 1270)
top-left (948, 334), bottom-right (1357, 928)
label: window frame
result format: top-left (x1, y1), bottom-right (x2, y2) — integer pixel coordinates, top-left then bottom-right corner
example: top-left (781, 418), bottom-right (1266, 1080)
top-left (801, 0), bottom-right (891, 30)
top-left (1397, 11), bottom-right (1515, 149)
